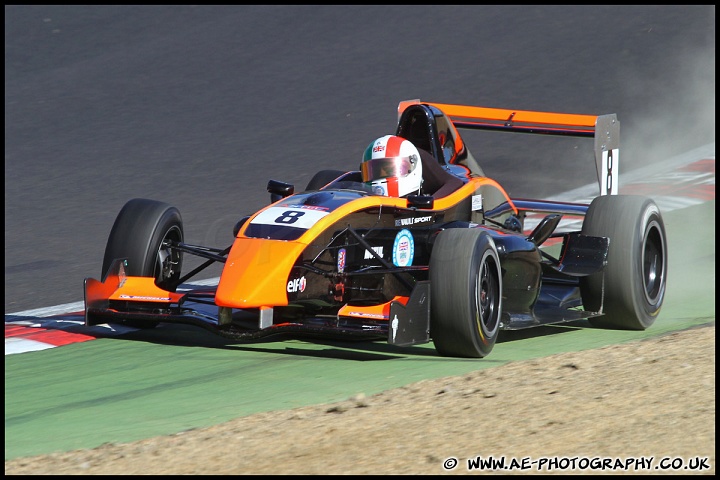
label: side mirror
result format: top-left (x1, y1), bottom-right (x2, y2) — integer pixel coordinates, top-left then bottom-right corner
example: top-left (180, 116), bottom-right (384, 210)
top-left (407, 195), bottom-right (434, 210)
top-left (267, 180), bottom-right (295, 203)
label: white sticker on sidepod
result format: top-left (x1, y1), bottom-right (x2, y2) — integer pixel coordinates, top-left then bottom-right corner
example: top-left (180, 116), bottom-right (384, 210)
top-left (364, 246), bottom-right (384, 260)
top-left (392, 229), bottom-right (415, 267)
top-left (472, 194), bottom-right (483, 211)
top-left (250, 206), bottom-right (330, 229)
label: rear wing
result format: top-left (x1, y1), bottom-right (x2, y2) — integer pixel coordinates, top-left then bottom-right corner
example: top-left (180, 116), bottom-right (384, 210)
top-left (398, 100), bottom-right (619, 196)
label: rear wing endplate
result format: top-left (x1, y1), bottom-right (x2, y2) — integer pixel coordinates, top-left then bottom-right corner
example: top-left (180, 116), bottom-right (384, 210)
top-left (398, 100), bottom-right (619, 195)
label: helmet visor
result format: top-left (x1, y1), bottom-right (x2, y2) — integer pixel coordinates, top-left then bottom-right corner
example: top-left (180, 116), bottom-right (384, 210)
top-left (361, 156), bottom-right (414, 183)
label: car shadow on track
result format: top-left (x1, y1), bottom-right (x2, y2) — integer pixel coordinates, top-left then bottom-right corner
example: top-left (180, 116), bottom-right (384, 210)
top-left (105, 320), bottom-right (590, 362)
top-left (499, 320), bottom-right (589, 342)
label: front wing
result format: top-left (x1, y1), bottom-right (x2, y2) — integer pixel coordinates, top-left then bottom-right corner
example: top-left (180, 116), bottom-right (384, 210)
top-left (85, 255), bottom-right (605, 348)
top-left (84, 259), bottom-right (430, 345)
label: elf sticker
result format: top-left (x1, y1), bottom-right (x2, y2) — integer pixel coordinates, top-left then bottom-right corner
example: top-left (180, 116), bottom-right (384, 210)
top-left (287, 276), bottom-right (306, 293)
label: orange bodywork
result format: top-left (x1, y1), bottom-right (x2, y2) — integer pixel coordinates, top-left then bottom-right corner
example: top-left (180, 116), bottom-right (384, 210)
top-left (214, 177), bottom-right (515, 310)
top-left (398, 99), bottom-right (598, 128)
top-left (215, 238), bottom-right (306, 308)
top-left (97, 276), bottom-right (185, 303)
top-left (424, 102), bottom-right (598, 128)
top-left (338, 296), bottom-right (408, 320)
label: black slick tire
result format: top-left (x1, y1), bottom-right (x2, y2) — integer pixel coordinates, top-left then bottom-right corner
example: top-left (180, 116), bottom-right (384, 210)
top-left (580, 195), bottom-right (667, 330)
top-left (305, 170), bottom-right (346, 191)
top-left (429, 228), bottom-right (502, 358)
top-left (101, 198), bottom-right (184, 328)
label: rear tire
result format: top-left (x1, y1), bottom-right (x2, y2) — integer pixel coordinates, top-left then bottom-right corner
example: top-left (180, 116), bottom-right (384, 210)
top-left (305, 170), bottom-right (346, 191)
top-left (430, 228), bottom-right (502, 358)
top-left (580, 195), bottom-right (667, 330)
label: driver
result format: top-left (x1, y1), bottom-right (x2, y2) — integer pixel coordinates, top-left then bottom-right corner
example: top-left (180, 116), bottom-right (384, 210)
top-left (360, 135), bottom-right (423, 197)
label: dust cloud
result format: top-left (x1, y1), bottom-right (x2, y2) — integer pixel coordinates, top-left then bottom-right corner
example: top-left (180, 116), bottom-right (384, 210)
top-left (620, 33), bottom-right (715, 171)
top-left (619, 33), bottom-right (716, 321)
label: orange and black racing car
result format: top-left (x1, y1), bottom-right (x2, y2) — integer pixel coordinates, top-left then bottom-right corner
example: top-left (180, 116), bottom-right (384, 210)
top-left (84, 100), bottom-right (668, 358)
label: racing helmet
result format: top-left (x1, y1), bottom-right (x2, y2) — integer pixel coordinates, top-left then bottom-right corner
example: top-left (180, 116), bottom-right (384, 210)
top-left (360, 135), bottom-right (423, 197)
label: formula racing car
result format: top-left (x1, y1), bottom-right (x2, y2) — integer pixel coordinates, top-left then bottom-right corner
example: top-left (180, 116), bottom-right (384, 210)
top-left (84, 100), bottom-right (668, 358)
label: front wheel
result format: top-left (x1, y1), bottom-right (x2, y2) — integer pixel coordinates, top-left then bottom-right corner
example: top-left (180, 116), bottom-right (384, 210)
top-left (101, 198), bottom-right (184, 329)
top-left (580, 195), bottom-right (667, 330)
top-left (429, 228), bottom-right (502, 358)
top-left (102, 198), bottom-right (184, 291)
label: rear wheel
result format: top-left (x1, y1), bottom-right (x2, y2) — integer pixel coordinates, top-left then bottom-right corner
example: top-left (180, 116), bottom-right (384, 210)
top-left (580, 195), bottom-right (667, 329)
top-left (102, 198), bottom-right (184, 328)
top-left (430, 228), bottom-right (502, 358)
top-left (305, 170), bottom-right (346, 191)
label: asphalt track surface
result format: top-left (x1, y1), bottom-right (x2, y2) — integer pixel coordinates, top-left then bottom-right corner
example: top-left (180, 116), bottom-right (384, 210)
top-left (4, 6), bottom-right (716, 461)
top-left (5, 5), bottom-right (715, 312)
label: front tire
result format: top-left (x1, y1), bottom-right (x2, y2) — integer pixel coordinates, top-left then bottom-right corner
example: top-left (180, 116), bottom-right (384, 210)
top-left (580, 195), bottom-right (667, 330)
top-left (102, 198), bottom-right (184, 291)
top-left (101, 199), bottom-right (184, 329)
top-left (430, 228), bottom-right (502, 358)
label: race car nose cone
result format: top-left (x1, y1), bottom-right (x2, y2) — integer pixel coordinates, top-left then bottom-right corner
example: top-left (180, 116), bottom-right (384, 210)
top-left (215, 238), bottom-right (305, 308)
